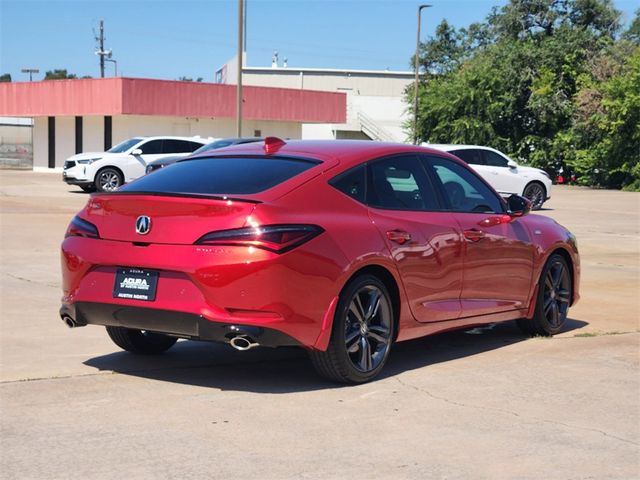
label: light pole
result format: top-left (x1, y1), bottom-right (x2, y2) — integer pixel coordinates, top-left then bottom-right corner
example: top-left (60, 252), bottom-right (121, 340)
top-left (413, 4), bottom-right (431, 145)
top-left (236, 0), bottom-right (245, 137)
top-left (21, 68), bottom-right (39, 81)
top-left (105, 58), bottom-right (118, 76)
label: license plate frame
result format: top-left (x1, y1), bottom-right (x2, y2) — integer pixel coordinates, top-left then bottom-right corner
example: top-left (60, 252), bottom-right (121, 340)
top-left (113, 268), bottom-right (159, 302)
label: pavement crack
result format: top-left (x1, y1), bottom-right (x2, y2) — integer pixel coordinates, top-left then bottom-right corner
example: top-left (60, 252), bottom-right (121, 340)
top-left (4, 272), bottom-right (58, 289)
top-left (394, 376), bottom-right (638, 446)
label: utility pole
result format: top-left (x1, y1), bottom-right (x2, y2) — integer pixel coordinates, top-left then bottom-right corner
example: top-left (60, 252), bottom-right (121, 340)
top-left (236, 0), bottom-right (244, 137)
top-left (413, 5), bottom-right (431, 145)
top-left (99, 20), bottom-right (105, 77)
top-left (94, 20), bottom-right (112, 78)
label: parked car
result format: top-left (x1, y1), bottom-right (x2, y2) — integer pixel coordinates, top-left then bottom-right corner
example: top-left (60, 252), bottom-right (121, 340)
top-left (425, 144), bottom-right (552, 209)
top-left (145, 137), bottom-right (263, 174)
top-left (62, 136), bottom-right (210, 192)
top-left (60, 138), bottom-right (580, 384)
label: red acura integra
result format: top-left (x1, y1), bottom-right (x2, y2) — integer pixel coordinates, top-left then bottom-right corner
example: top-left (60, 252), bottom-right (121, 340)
top-left (60, 138), bottom-right (580, 383)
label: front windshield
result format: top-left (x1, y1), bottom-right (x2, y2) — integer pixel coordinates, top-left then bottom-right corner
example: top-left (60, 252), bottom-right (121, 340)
top-left (107, 137), bottom-right (144, 153)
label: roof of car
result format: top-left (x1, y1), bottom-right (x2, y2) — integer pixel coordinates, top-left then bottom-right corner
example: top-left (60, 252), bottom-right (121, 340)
top-left (136, 135), bottom-right (213, 143)
top-left (424, 144), bottom-right (496, 152)
top-left (192, 139), bottom-right (459, 169)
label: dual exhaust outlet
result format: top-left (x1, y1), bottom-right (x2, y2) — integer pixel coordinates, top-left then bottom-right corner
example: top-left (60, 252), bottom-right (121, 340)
top-left (62, 313), bottom-right (260, 351)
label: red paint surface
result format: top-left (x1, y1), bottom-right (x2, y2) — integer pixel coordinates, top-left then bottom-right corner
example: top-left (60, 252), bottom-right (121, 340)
top-left (0, 77), bottom-right (346, 123)
top-left (60, 141), bottom-right (580, 349)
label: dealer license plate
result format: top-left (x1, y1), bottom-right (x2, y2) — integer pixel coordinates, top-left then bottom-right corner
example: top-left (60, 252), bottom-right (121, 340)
top-left (113, 268), bottom-right (159, 301)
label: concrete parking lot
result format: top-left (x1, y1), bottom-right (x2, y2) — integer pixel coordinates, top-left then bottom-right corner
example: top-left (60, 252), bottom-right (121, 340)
top-left (1, 170), bottom-right (638, 479)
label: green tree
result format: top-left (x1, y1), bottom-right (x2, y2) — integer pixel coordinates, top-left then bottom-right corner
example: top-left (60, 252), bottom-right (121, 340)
top-left (178, 76), bottom-right (203, 82)
top-left (407, 0), bottom-right (637, 189)
top-left (44, 69), bottom-right (77, 80)
top-left (0, 73), bottom-right (11, 82)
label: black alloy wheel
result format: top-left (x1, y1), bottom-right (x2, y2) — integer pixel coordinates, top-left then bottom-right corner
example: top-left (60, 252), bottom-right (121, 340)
top-left (96, 168), bottom-right (123, 192)
top-left (523, 182), bottom-right (546, 210)
top-left (310, 274), bottom-right (394, 384)
top-left (518, 254), bottom-right (572, 336)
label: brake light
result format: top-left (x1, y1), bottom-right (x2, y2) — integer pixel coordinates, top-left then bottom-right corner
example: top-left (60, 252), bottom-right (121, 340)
top-left (65, 216), bottom-right (100, 239)
top-left (195, 224), bottom-right (323, 254)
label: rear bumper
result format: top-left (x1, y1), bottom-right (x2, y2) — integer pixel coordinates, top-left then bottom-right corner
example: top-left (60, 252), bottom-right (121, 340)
top-left (60, 302), bottom-right (301, 347)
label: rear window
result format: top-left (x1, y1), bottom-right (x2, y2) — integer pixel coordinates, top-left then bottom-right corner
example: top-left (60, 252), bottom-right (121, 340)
top-left (119, 156), bottom-right (319, 195)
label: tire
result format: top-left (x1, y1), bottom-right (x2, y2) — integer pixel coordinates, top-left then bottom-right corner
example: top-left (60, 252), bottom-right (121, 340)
top-left (106, 326), bottom-right (178, 354)
top-left (518, 254), bottom-right (572, 336)
top-left (309, 274), bottom-right (395, 384)
top-left (95, 167), bottom-right (123, 192)
top-left (80, 184), bottom-right (95, 193)
top-left (523, 181), bottom-right (546, 210)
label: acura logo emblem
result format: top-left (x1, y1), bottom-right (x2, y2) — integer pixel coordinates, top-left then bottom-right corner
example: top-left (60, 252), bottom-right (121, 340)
top-left (135, 215), bottom-right (151, 235)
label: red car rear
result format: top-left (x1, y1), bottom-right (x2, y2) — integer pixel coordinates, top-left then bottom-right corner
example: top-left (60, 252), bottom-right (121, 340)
top-left (60, 138), bottom-right (580, 383)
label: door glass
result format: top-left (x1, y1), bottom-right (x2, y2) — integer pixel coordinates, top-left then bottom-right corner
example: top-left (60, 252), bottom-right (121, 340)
top-left (451, 149), bottom-right (485, 166)
top-left (483, 150), bottom-right (509, 167)
top-left (330, 165), bottom-right (366, 203)
top-left (162, 140), bottom-right (193, 154)
top-left (425, 156), bottom-right (504, 213)
top-left (367, 155), bottom-right (438, 211)
top-left (139, 140), bottom-right (162, 154)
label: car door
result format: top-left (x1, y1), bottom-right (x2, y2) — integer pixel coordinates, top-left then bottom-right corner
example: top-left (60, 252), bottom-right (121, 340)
top-left (366, 154), bottom-right (464, 323)
top-left (422, 155), bottom-right (535, 318)
top-left (124, 139), bottom-right (165, 182)
top-left (481, 149), bottom-right (521, 195)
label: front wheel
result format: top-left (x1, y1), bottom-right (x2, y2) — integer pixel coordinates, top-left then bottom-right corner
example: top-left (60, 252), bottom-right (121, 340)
top-left (523, 182), bottom-right (546, 210)
top-left (518, 254), bottom-right (572, 336)
top-left (309, 275), bottom-right (395, 384)
top-left (106, 326), bottom-right (178, 354)
top-left (95, 168), bottom-right (123, 192)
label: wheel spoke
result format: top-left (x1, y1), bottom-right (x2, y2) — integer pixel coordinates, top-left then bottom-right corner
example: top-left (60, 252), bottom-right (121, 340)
top-left (556, 289), bottom-right (571, 304)
top-left (365, 289), bottom-right (381, 323)
top-left (544, 295), bottom-right (554, 312)
top-left (349, 300), bottom-right (365, 324)
top-left (358, 336), bottom-right (372, 371)
top-left (368, 330), bottom-right (388, 345)
top-left (551, 264), bottom-right (563, 288)
top-left (545, 272), bottom-right (554, 292)
top-left (549, 301), bottom-right (560, 326)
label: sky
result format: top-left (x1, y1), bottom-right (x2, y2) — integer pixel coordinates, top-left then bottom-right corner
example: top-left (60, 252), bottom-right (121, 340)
top-left (1, 0), bottom-right (638, 82)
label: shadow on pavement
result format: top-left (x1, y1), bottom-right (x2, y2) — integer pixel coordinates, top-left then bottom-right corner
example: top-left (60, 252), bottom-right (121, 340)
top-left (84, 318), bottom-right (588, 393)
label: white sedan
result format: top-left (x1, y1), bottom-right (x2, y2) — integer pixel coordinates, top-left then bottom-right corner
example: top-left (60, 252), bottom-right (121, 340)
top-left (426, 144), bottom-right (552, 209)
top-left (62, 136), bottom-right (211, 192)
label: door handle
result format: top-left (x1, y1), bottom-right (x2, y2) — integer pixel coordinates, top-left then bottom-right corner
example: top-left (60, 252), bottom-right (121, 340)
top-left (386, 230), bottom-right (412, 245)
top-left (464, 229), bottom-right (485, 242)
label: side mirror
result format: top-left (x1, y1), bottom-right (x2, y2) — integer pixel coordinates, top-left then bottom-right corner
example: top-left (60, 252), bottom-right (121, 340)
top-left (131, 148), bottom-right (142, 156)
top-left (507, 160), bottom-right (518, 170)
top-left (507, 195), bottom-right (531, 218)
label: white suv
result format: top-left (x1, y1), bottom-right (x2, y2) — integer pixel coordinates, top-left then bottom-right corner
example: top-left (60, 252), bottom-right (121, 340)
top-left (62, 136), bottom-right (211, 192)
top-left (426, 144), bottom-right (552, 209)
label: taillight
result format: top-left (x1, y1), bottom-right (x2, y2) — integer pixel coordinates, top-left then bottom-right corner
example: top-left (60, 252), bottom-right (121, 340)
top-left (65, 216), bottom-right (100, 239)
top-left (195, 224), bottom-right (323, 254)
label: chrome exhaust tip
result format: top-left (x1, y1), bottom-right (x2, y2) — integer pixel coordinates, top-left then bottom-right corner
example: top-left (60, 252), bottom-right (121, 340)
top-left (229, 335), bottom-right (259, 351)
top-left (62, 315), bottom-right (77, 328)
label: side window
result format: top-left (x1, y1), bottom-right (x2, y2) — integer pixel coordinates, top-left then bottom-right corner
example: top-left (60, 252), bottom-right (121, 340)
top-left (162, 140), bottom-right (195, 154)
top-left (424, 156), bottom-right (504, 214)
top-left (367, 155), bottom-right (439, 211)
top-left (329, 165), bottom-right (366, 204)
top-left (451, 149), bottom-right (485, 166)
top-left (483, 150), bottom-right (509, 167)
top-left (139, 140), bottom-right (162, 154)
top-left (188, 141), bottom-right (205, 151)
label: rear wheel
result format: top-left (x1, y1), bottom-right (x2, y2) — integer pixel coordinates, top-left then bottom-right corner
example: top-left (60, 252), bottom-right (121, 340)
top-left (523, 181), bottom-right (546, 210)
top-left (95, 167), bottom-right (123, 192)
top-left (106, 326), bottom-right (178, 354)
top-left (518, 254), bottom-right (572, 336)
top-left (309, 275), bottom-right (394, 384)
